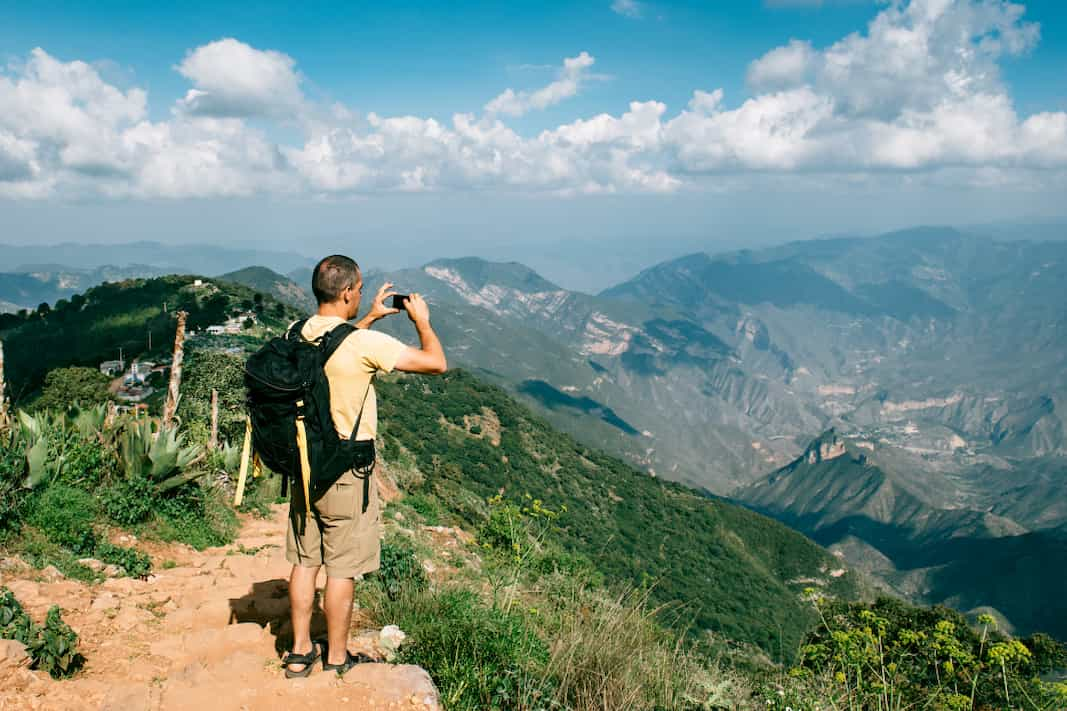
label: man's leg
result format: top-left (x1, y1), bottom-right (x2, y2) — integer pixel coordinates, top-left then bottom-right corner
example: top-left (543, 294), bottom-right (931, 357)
top-left (288, 563), bottom-right (320, 671)
top-left (323, 575), bottom-right (355, 665)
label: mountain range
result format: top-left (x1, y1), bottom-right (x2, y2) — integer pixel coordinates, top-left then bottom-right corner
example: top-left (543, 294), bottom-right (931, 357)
top-left (2, 225), bottom-right (1064, 639)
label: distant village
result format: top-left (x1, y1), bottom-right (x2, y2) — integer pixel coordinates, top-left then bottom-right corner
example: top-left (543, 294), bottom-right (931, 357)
top-left (99, 292), bottom-right (257, 404)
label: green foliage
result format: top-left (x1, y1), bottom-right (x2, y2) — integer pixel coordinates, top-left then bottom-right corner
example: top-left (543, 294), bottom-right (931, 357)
top-left (792, 595), bottom-right (1067, 710)
top-left (28, 485), bottom-right (97, 554)
top-left (175, 349), bottom-right (247, 447)
top-left (32, 367), bottom-right (111, 412)
top-left (375, 587), bottom-right (551, 711)
top-left (404, 492), bottom-right (441, 525)
top-left (103, 475), bottom-right (155, 525)
top-left (0, 589), bottom-right (85, 679)
top-left (0, 586), bottom-right (37, 643)
top-left (14, 528), bottom-right (98, 582)
top-left (26, 606), bottom-right (85, 679)
top-left (0, 432), bottom-right (28, 535)
top-left (94, 541), bottom-right (152, 579)
top-left (152, 483), bottom-right (237, 550)
top-left (372, 535), bottom-right (429, 601)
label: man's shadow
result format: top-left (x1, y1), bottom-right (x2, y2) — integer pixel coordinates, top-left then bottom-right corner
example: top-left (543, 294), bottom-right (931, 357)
top-left (228, 578), bottom-right (328, 656)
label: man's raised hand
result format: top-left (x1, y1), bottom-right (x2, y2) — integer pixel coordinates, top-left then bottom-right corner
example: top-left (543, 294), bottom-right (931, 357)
top-left (365, 281), bottom-right (401, 322)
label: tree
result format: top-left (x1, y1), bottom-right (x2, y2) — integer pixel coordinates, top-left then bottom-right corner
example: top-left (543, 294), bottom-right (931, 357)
top-left (33, 367), bottom-right (112, 411)
top-left (176, 349), bottom-right (246, 446)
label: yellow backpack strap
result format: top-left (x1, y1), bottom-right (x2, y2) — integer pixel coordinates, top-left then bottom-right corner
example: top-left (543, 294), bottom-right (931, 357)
top-left (234, 417), bottom-right (253, 507)
top-left (294, 401), bottom-right (312, 516)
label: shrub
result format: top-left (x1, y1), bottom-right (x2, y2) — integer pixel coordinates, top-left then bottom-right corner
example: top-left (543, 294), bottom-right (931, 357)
top-left (372, 535), bottom-right (429, 601)
top-left (26, 606), bottom-right (84, 679)
top-left (0, 589), bottom-right (85, 679)
top-left (374, 587), bottom-right (551, 711)
top-left (95, 541), bottom-right (152, 579)
top-left (152, 482), bottom-right (237, 549)
top-left (57, 430), bottom-right (114, 489)
top-left (103, 475), bottom-right (155, 525)
top-left (795, 595), bottom-right (1067, 710)
top-left (0, 586), bottom-right (37, 643)
top-left (28, 485), bottom-right (97, 554)
top-left (32, 367), bottom-right (112, 412)
top-left (404, 492), bottom-right (441, 525)
top-left (0, 435), bottom-right (27, 535)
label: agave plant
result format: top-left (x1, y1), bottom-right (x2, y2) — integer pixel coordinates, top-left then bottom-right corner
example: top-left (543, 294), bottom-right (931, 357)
top-left (219, 440), bottom-right (242, 473)
top-left (119, 418), bottom-right (204, 493)
top-left (67, 403), bottom-right (107, 440)
top-left (15, 410), bottom-right (67, 489)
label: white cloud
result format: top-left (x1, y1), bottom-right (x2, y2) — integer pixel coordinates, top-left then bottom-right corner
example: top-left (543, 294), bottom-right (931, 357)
top-left (175, 38), bottom-right (304, 118)
top-left (1, 1), bottom-right (1066, 201)
top-left (611, 0), bottom-right (644, 19)
top-left (485, 52), bottom-right (596, 117)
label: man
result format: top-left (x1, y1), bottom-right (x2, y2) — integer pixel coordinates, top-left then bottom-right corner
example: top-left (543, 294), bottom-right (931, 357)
top-left (283, 254), bottom-right (446, 676)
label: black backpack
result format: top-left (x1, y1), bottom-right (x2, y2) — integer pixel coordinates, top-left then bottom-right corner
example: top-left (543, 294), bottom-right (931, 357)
top-left (244, 320), bottom-right (375, 527)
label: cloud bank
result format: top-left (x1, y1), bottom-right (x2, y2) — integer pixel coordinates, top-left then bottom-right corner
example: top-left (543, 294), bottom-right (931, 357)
top-left (1, 0), bottom-right (1064, 200)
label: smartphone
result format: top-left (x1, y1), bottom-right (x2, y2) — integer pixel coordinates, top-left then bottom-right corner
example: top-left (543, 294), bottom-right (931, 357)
top-left (390, 294), bottom-right (410, 309)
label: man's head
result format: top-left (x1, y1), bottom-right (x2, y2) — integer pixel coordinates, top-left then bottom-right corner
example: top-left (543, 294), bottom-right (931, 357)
top-left (312, 254), bottom-right (362, 319)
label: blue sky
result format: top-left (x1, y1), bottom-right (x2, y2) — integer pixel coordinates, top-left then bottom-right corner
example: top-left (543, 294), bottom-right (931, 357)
top-left (1, 0), bottom-right (1066, 288)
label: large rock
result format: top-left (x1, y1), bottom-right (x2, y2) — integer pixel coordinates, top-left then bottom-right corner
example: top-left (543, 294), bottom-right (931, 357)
top-left (0, 639), bottom-right (29, 664)
top-left (340, 663), bottom-right (441, 709)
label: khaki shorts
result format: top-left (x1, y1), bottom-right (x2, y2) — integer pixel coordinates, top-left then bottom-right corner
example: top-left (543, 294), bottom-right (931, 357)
top-left (285, 468), bottom-right (382, 579)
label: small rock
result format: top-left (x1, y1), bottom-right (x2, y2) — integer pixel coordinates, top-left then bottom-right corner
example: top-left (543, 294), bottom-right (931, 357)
top-left (103, 564), bottom-right (124, 578)
top-left (92, 592), bottom-right (122, 611)
top-left (0, 557), bottom-right (28, 572)
top-left (0, 639), bottom-right (29, 664)
top-left (393, 511), bottom-right (405, 521)
top-left (421, 560), bottom-right (436, 575)
top-left (78, 558), bottom-right (107, 573)
top-left (116, 534), bottom-right (138, 545)
top-left (39, 565), bottom-right (65, 582)
top-left (378, 625), bottom-right (407, 662)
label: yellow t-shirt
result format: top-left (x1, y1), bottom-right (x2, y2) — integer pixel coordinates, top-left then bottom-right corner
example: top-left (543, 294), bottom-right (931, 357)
top-left (299, 316), bottom-right (407, 441)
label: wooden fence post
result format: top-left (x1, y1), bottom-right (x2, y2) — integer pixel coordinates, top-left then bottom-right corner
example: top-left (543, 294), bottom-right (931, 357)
top-left (209, 388), bottom-right (219, 451)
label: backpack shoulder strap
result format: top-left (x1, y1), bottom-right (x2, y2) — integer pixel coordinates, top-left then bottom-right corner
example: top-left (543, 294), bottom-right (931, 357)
top-left (320, 322), bottom-right (358, 361)
top-left (285, 319), bottom-right (310, 343)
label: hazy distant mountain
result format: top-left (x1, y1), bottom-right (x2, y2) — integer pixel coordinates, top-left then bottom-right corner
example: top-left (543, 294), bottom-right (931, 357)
top-left (0, 264), bottom-right (169, 311)
top-left (738, 430), bottom-right (1067, 638)
top-left (0, 241), bottom-right (314, 277)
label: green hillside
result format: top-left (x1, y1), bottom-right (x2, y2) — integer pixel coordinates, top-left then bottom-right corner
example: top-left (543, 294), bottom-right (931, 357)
top-left (219, 266), bottom-right (316, 312)
top-left (374, 370), bottom-right (860, 658)
top-left (0, 275), bottom-right (301, 401)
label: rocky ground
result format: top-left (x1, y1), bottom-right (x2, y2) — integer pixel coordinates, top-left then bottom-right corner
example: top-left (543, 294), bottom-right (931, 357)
top-left (0, 506), bottom-right (441, 711)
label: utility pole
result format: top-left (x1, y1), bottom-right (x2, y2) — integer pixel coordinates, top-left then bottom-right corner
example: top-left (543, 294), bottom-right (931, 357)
top-left (119, 346), bottom-right (125, 371)
top-left (161, 311), bottom-right (187, 431)
top-left (148, 329), bottom-right (152, 351)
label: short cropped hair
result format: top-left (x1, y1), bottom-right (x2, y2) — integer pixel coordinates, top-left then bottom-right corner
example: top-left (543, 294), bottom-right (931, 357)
top-left (311, 255), bottom-right (360, 304)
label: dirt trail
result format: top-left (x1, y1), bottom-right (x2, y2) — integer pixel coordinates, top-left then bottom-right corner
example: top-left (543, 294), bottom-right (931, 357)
top-left (0, 506), bottom-right (440, 711)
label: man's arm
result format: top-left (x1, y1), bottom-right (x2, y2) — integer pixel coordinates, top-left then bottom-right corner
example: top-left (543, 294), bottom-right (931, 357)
top-left (394, 293), bottom-right (447, 375)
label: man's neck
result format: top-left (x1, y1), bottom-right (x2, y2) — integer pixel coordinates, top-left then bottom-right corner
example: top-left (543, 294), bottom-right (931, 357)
top-left (315, 304), bottom-right (350, 320)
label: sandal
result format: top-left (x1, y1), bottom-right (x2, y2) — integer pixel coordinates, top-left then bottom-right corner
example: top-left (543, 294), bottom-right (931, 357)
top-left (282, 640), bottom-right (323, 678)
top-left (322, 649), bottom-right (375, 675)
